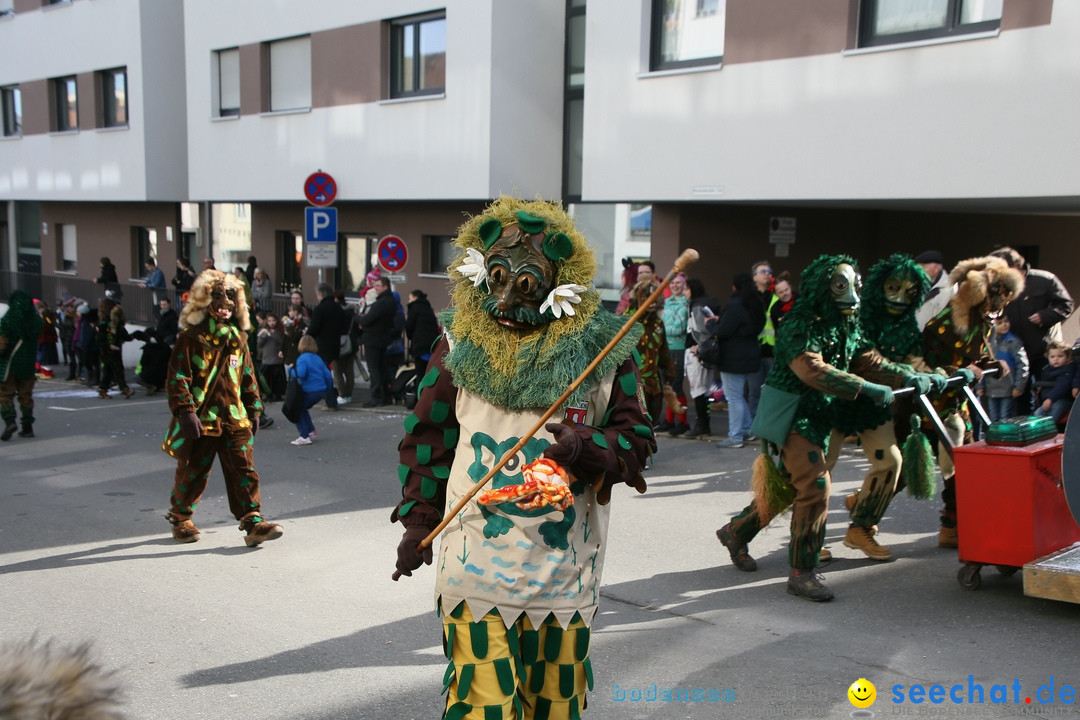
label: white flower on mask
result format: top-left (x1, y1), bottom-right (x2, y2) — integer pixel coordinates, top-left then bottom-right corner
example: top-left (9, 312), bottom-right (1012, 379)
top-left (456, 248), bottom-right (488, 288)
top-left (540, 284), bottom-right (586, 319)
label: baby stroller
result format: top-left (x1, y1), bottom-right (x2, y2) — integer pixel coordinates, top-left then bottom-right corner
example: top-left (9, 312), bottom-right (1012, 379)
top-left (392, 363), bottom-right (419, 410)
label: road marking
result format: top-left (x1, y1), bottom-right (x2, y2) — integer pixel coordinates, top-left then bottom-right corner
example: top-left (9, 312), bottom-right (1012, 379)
top-left (49, 400), bottom-right (162, 412)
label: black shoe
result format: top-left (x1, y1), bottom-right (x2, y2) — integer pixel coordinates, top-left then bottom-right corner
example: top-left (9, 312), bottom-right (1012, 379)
top-left (362, 399), bottom-right (380, 408)
top-left (667, 422), bottom-right (689, 437)
top-left (259, 416), bottom-right (274, 429)
top-left (787, 569), bottom-right (835, 602)
top-left (654, 420), bottom-right (673, 433)
top-left (717, 524), bottom-right (757, 572)
top-left (17, 425), bottom-right (33, 438)
top-left (0, 421), bottom-right (16, 442)
top-left (684, 421), bottom-right (711, 438)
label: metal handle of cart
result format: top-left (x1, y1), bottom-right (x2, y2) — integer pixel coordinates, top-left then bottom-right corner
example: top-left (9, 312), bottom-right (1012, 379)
top-left (891, 367), bottom-right (1000, 459)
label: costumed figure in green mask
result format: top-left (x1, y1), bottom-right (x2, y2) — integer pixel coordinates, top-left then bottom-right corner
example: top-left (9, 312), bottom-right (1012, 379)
top-left (824, 254), bottom-right (944, 561)
top-left (392, 197), bottom-right (656, 719)
top-left (0, 290), bottom-right (43, 441)
top-left (715, 255), bottom-right (937, 601)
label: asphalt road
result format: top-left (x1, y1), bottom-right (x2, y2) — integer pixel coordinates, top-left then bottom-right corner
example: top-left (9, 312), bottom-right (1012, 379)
top-left (2, 378), bottom-right (1077, 719)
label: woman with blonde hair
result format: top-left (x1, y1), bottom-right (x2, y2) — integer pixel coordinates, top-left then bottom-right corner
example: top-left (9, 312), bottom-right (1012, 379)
top-left (290, 334), bottom-right (333, 445)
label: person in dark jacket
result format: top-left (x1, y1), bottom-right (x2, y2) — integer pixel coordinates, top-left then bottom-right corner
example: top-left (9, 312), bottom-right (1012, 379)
top-left (710, 272), bottom-right (765, 448)
top-left (406, 290), bottom-right (440, 380)
top-left (355, 277), bottom-right (397, 406)
top-left (93, 257), bottom-right (118, 289)
top-left (990, 246), bottom-right (1075, 414)
top-left (172, 257), bottom-right (196, 300)
top-left (305, 283), bottom-right (346, 410)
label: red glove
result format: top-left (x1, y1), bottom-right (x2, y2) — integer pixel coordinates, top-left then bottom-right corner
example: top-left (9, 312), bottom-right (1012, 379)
top-left (392, 526), bottom-right (433, 581)
top-left (179, 412), bottom-right (203, 441)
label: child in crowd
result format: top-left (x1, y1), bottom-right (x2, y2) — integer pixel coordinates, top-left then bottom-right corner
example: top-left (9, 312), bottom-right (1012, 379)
top-left (982, 314), bottom-right (1028, 422)
top-left (257, 312), bottom-right (286, 401)
top-left (289, 335), bottom-right (333, 446)
top-left (1033, 341), bottom-right (1075, 425)
top-left (281, 307), bottom-right (306, 367)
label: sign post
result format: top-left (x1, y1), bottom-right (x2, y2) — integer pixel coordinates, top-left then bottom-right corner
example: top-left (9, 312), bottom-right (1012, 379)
top-left (303, 171), bottom-right (339, 280)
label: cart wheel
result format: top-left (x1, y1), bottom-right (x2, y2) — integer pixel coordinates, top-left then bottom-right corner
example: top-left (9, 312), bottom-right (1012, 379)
top-left (994, 565), bottom-right (1019, 577)
top-left (957, 564), bottom-right (982, 590)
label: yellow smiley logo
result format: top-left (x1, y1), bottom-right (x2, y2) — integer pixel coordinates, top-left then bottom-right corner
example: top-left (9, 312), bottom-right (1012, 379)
top-left (848, 678), bottom-right (876, 709)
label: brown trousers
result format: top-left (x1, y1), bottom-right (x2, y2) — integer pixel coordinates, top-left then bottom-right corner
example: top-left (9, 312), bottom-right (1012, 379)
top-left (729, 431), bottom-right (830, 570)
top-left (826, 423), bottom-right (902, 528)
top-left (0, 376), bottom-right (35, 425)
top-left (169, 426), bottom-right (262, 524)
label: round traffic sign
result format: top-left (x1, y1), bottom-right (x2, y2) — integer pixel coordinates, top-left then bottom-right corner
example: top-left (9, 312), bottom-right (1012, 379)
top-left (377, 234), bottom-right (408, 272)
top-left (304, 171), bottom-right (337, 207)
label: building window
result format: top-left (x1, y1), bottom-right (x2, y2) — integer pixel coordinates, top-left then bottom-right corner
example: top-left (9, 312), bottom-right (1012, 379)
top-left (1, 85), bottom-right (20, 137)
top-left (389, 12), bottom-right (446, 99)
top-left (267, 36), bottom-right (311, 112)
top-left (214, 48), bottom-right (241, 117)
top-left (58, 224), bottom-right (77, 271)
top-left (277, 231), bottom-right (303, 293)
top-left (52, 76), bottom-right (78, 131)
top-left (132, 226), bottom-right (158, 276)
top-left (650, 0), bottom-right (725, 71)
top-left (0, 0), bottom-right (14, 18)
top-left (424, 235), bottom-right (455, 275)
top-left (859, 0), bottom-right (1002, 47)
top-left (100, 67), bottom-right (127, 128)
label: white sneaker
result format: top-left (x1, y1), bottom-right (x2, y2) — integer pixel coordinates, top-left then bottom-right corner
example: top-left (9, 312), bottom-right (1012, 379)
top-left (290, 436), bottom-right (313, 446)
top-left (336, 396), bottom-right (350, 405)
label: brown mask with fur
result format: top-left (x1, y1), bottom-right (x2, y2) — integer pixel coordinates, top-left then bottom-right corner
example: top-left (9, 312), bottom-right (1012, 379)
top-left (179, 269), bottom-right (251, 331)
top-left (947, 256), bottom-right (1024, 335)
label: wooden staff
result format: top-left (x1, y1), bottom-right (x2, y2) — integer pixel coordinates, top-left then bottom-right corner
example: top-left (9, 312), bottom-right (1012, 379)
top-left (418, 248), bottom-right (699, 551)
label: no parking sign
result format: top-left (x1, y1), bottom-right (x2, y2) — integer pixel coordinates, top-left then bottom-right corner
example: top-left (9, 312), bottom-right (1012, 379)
top-left (377, 235), bottom-right (408, 272)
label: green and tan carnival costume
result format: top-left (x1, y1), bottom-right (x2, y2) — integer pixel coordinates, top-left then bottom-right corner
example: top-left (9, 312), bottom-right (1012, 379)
top-left (826, 254), bottom-right (942, 561)
top-left (716, 255), bottom-right (928, 602)
top-left (0, 290), bottom-right (43, 441)
top-left (161, 270), bottom-right (282, 547)
top-left (393, 198), bottom-right (656, 719)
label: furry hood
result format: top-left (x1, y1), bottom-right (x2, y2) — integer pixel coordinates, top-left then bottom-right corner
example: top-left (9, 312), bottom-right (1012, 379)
top-left (0, 637), bottom-right (126, 719)
top-left (948, 256), bottom-right (1025, 335)
top-left (179, 270), bottom-right (250, 331)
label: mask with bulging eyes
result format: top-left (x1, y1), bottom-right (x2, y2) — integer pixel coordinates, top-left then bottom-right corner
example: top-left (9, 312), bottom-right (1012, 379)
top-left (481, 225), bottom-right (557, 330)
top-left (209, 281), bottom-right (237, 321)
top-left (831, 263), bottom-right (861, 315)
top-left (883, 274), bottom-right (919, 316)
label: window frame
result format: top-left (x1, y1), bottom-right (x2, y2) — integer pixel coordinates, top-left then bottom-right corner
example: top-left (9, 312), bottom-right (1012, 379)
top-left (99, 67), bottom-right (128, 128)
top-left (858, 0), bottom-right (1002, 48)
top-left (266, 35), bottom-right (312, 113)
top-left (132, 226), bottom-right (158, 277)
top-left (649, 0), bottom-right (725, 72)
top-left (52, 75), bottom-right (78, 132)
top-left (423, 235), bottom-right (456, 275)
top-left (214, 47), bottom-right (241, 118)
top-left (58, 223), bottom-right (77, 272)
top-left (1, 85), bottom-right (20, 137)
top-left (389, 11), bottom-right (447, 99)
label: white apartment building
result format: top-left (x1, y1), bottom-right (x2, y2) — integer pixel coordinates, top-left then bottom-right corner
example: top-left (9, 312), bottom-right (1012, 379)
top-left (2, 0), bottom-right (1079, 337)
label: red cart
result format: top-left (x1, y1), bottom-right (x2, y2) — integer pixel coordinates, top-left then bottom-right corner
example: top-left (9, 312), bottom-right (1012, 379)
top-left (952, 435), bottom-right (1080, 591)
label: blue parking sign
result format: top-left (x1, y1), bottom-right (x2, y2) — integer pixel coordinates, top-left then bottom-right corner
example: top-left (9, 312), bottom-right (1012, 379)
top-left (305, 207), bottom-right (337, 242)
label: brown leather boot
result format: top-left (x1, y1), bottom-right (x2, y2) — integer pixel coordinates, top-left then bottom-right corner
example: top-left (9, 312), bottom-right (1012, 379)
top-left (938, 526), bottom-right (959, 549)
top-left (166, 513), bottom-right (201, 543)
top-left (243, 518), bottom-right (284, 547)
top-left (843, 526), bottom-right (892, 561)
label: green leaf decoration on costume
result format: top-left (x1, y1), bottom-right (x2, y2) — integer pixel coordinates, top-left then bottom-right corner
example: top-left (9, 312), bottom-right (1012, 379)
top-left (192, 387), bottom-right (205, 403)
top-left (431, 401), bottom-right (450, 423)
top-left (432, 465), bottom-right (451, 479)
top-left (229, 404), bottom-right (242, 420)
top-left (560, 663), bottom-right (576, 700)
top-left (208, 318), bottom-right (216, 333)
top-left (404, 414), bottom-right (420, 434)
top-left (590, 432), bottom-right (608, 450)
top-left (521, 630), bottom-right (539, 664)
top-left (398, 500), bottom-right (416, 517)
top-left (515, 210), bottom-right (547, 234)
top-left (632, 424), bottom-right (651, 438)
top-left (574, 627), bottom-right (590, 662)
top-left (171, 437), bottom-right (185, 450)
top-left (494, 657), bottom-right (515, 695)
top-left (583, 656), bottom-right (594, 691)
top-left (417, 444), bottom-right (432, 465)
top-left (619, 373), bottom-right (637, 396)
top-left (421, 476), bottom-right (438, 499)
top-left (542, 232), bottom-right (573, 263)
top-left (469, 622), bottom-right (488, 658)
top-left (229, 366), bottom-right (239, 385)
top-left (206, 406), bottom-right (219, 421)
top-left (442, 661), bottom-right (456, 693)
top-left (543, 625), bottom-right (564, 662)
top-left (398, 464), bottom-right (409, 485)
top-left (478, 218), bottom-right (503, 249)
top-left (444, 702), bottom-right (472, 720)
top-left (457, 663), bottom-right (474, 700)
top-left (419, 366), bottom-right (440, 390)
top-left (444, 428), bottom-right (459, 448)
top-left (192, 355), bottom-right (206, 370)
top-left (617, 434), bottom-right (632, 450)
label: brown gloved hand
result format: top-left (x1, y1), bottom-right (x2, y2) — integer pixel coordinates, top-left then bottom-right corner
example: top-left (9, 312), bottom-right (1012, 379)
top-left (543, 422), bottom-right (582, 467)
top-left (179, 412), bottom-right (203, 441)
top-left (594, 474), bottom-right (648, 506)
top-left (392, 525), bottom-right (433, 581)
top-left (250, 415), bottom-right (259, 437)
